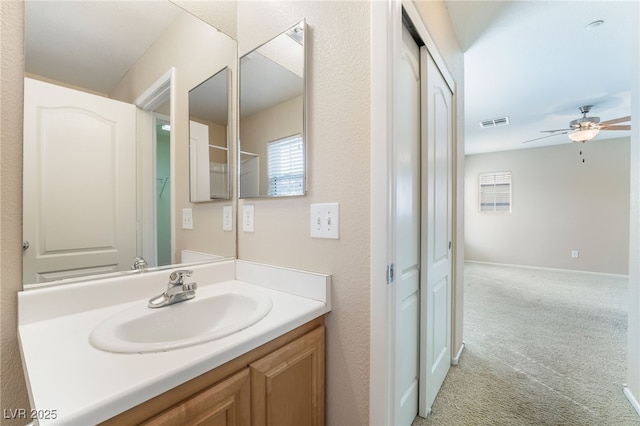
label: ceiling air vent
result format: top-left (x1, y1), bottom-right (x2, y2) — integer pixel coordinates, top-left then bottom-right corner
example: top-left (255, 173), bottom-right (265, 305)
top-left (479, 117), bottom-right (510, 129)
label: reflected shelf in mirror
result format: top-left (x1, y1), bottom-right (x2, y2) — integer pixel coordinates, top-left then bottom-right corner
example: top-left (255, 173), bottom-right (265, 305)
top-left (189, 67), bottom-right (231, 202)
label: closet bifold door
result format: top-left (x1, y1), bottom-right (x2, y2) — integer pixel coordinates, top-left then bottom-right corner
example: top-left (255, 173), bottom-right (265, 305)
top-left (250, 326), bottom-right (325, 426)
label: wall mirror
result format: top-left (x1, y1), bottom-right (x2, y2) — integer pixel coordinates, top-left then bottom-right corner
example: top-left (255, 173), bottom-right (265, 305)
top-left (23, 0), bottom-right (237, 287)
top-left (189, 68), bottom-right (231, 202)
top-left (239, 20), bottom-right (306, 198)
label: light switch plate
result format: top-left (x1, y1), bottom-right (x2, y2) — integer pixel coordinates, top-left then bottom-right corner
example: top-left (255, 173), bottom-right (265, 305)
top-left (243, 205), bottom-right (254, 232)
top-left (182, 208), bottom-right (193, 230)
top-left (310, 203), bottom-right (339, 239)
top-left (223, 206), bottom-right (233, 231)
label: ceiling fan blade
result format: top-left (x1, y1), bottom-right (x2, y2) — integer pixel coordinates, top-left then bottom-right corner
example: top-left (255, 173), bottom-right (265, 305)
top-left (522, 131), bottom-right (569, 144)
top-left (601, 124), bottom-right (631, 131)
top-left (540, 128), bottom-right (572, 133)
top-left (599, 115), bottom-right (631, 126)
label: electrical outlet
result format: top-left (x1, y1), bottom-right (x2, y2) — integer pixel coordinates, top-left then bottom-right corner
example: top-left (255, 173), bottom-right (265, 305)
top-left (310, 203), bottom-right (339, 239)
top-left (571, 250), bottom-right (579, 259)
top-left (223, 206), bottom-right (233, 231)
top-left (243, 205), bottom-right (254, 232)
top-left (182, 208), bottom-right (193, 230)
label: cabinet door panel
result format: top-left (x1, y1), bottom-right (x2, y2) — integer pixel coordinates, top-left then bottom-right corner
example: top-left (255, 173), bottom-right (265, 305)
top-left (250, 326), bottom-right (325, 426)
top-left (143, 368), bottom-right (251, 426)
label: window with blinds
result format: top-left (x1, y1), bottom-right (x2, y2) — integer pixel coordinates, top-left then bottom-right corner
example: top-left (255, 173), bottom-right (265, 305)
top-left (267, 134), bottom-right (304, 196)
top-left (479, 171), bottom-right (512, 213)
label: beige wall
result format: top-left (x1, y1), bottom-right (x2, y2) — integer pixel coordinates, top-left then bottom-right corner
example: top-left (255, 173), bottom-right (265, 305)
top-left (0, 1), bottom-right (30, 422)
top-left (465, 138), bottom-right (630, 275)
top-left (237, 1), bottom-right (371, 424)
top-left (111, 11), bottom-right (237, 260)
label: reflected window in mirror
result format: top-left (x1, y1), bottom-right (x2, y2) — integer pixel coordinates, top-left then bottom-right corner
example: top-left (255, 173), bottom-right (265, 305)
top-left (239, 20), bottom-right (306, 198)
top-left (267, 134), bottom-right (304, 196)
top-left (189, 67), bottom-right (231, 202)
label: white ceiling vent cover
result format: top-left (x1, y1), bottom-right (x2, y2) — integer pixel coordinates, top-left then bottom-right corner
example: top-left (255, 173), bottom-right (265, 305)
top-left (479, 117), bottom-right (510, 129)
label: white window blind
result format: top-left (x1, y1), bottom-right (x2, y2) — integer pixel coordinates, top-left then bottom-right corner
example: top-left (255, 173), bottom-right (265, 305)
top-left (267, 134), bottom-right (304, 196)
top-left (479, 171), bottom-right (512, 213)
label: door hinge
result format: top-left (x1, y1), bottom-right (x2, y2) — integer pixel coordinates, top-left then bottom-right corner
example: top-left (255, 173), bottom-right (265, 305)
top-left (386, 264), bottom-right (395, 284)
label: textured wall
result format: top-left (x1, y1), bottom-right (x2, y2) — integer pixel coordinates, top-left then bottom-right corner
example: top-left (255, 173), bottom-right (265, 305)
top-left (236, 2), bottom-right (371, 424)
top-left (465, 138), bottom-right (631, 275)
top-left (0, 0), bottom-right (30, 422)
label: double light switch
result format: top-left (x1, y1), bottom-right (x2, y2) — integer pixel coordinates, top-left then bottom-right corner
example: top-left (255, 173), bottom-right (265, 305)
top-left (310, 203), bottom-right (339, 239)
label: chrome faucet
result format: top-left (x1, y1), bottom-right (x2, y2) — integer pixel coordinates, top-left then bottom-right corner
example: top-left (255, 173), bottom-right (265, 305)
top-left (148, 269), bottom-right (198, 308)
top-left (131, 256), bottom-right (148, 271)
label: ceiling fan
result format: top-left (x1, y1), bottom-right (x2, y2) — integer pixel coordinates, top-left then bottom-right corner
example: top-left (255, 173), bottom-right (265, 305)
top-left (523, 105), bottom-right (631, 144)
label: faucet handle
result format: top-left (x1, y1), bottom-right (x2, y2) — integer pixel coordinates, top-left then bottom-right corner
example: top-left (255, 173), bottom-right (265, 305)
top-left (183, 282), bottom-right (198, 292)
top-left (168, 269), bottom-right (193, 285)
top-left (131, 256), bottom-right (148, 271)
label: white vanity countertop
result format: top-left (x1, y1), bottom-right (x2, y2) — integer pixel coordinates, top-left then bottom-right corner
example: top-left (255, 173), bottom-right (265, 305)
top-left (18, 260), bottom-right (331, 425)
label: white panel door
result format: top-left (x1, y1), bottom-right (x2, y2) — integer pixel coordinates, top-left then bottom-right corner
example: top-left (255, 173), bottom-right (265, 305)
top-left (419, 50), bottom-right (454, 416)
top-left (394, 25), bottom-right (421, 426)
top-left (23, 78), bottom-right (137, 283)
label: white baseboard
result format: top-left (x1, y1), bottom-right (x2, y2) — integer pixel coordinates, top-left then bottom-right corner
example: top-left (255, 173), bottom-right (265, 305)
top-left (451, 342), bottom-right (465, 366)
top-left (465, 260), bottom-right (628, 279)
top-left (624, 385), bottom-right (640, 417)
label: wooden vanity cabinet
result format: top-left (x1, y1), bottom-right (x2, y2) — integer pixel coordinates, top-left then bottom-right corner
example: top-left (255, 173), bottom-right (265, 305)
top-left (143, 368), bottom-right (250, 426)
top-left (101, 317), bottom-right (324, 426)
top-left (250, 325), bottom-right (325, 426)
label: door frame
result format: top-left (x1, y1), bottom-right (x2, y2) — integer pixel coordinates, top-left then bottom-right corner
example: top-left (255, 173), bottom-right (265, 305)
top-left (134, 68), bottom-right (175, 267)
top-left (370, 1), bottom-right (462, 422)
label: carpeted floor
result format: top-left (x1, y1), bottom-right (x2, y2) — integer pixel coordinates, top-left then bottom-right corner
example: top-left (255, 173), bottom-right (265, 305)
top-left (413, 262), bottom-right (640, 426)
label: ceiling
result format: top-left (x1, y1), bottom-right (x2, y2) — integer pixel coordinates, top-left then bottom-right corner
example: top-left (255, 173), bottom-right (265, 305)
top-left (25, 1), bottom-right (301, 123)
top-left (444, 0), bottom-right (637, 155)
top-left (25, 0), bottom-right (636, 155)
top-left (25, 0), bottom-right (180, 95)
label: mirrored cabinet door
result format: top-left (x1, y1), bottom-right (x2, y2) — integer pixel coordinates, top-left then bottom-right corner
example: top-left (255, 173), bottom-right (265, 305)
top-left (239, 20), bottom-right (306, 198)
top-left (189, 67), bottom-right (231, 202)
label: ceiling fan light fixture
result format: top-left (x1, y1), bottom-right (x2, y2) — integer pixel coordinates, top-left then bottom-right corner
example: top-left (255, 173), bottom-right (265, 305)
top-left (568, 128), bottom-right (600, 142)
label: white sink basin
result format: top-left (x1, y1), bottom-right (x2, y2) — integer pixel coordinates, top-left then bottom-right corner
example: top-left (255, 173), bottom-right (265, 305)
top-left (89, 288), bottom-right (273, 353)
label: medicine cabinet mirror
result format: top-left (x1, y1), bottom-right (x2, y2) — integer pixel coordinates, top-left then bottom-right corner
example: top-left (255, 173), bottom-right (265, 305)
top-left (189, 68), bottom-right (231, 202)
top-left (239, 20), bottom-right (306, 198)
top-left (23, 1), bottom-right (237, 287)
